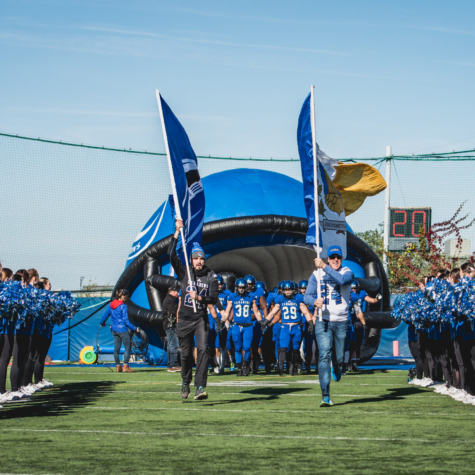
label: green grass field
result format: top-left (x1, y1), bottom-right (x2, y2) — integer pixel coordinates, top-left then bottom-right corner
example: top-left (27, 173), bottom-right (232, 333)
top-left (1, 366), bottom-right (475, 474)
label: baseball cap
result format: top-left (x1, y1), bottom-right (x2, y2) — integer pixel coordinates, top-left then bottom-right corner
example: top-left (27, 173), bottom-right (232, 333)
top-left (328, 245), bottom-right (343, 258)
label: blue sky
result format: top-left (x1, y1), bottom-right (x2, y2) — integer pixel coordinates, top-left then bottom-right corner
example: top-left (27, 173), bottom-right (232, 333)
top-left (2, 1), bottom-right (475, 289)
top-left (2, 0), bottom-right (475, 158)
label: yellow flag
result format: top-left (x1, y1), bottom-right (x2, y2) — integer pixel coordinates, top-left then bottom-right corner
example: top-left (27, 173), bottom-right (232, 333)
top-left (333, 163), bottom-right (387, 216)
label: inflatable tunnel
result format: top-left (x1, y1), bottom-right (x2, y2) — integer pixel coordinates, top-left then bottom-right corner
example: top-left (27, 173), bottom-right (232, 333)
top-left (113, 168), bottom-right (398, 363)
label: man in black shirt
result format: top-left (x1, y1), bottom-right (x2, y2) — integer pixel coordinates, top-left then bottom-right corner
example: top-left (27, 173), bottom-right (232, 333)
top-left (168, 218), bottom-right (220, 400)
top-left (162, 285), bottom-right (180, 373)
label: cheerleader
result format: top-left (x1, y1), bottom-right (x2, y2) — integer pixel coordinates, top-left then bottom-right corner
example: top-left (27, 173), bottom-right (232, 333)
top-left (435, 269), bottom-right (461, 395)
top-left (22, 279), bottom-right (54, 391)
top-left (0, 295), bottom-right (20, 403)
top-left (407, 322), bottom-right (425, 383)
top-left (456, 262), bottom-right (475, 403)
top-left (1, 268), bottom-right (13, 282)
top-left (9, 272), bottom-right (36, 399)
top-left (413, 276), bottom-right (433, 386)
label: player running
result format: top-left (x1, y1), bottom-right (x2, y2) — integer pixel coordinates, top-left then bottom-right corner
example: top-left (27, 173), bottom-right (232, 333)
top-left (264, 281), bottom-right (315, 376)
top-left (221, 278), bottom-right (264, 376)
top-left (245, 275), bottom-right (268, 374)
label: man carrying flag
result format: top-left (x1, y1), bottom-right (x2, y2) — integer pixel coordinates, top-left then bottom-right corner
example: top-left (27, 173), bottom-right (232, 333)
top-left (157, 91), bottom-right (220, 400)
top-left (168, 220), bottom-right (220, 400)
top-left (297, 88), bottom-right (353, 407)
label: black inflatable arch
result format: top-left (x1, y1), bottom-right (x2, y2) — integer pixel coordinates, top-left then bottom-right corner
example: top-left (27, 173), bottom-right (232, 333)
top-left (113, 215), bottom-right (397, 363)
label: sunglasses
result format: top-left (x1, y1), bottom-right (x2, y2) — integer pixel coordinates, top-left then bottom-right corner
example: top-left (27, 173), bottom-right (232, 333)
top-left (328, 255), bottom-right (342, 260)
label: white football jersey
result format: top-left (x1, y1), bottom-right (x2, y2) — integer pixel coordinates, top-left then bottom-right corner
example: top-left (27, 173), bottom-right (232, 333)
top-left (314, 267), bottom-right (352, 322)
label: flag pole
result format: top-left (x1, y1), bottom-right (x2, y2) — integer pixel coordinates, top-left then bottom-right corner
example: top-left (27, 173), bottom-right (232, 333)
top-left (310, 85), bottom-right (323, 322)
top-left (156, 89), bottom-right (197, 312)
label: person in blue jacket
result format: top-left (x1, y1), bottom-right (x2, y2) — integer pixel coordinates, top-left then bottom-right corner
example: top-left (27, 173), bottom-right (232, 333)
top-left (100, 289), bottom-right (140, 373)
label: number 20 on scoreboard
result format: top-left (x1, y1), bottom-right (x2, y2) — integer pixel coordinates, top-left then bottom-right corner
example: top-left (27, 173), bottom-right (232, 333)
top-left (390, 208), bottom-right (432, 238)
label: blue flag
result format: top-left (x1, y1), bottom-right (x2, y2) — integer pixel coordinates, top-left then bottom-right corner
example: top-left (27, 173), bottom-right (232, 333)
top-left (158, 93), bottom-right (205, 264)
top-left (297, 92), bottom-right (347, 259)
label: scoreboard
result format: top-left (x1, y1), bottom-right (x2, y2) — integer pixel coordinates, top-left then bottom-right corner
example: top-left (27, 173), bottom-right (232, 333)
top-left (389, 207), bottom-right (431, 251)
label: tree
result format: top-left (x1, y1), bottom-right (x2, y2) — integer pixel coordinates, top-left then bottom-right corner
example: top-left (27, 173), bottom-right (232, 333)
top-left (356, 224), bottom-right (384, 261)
top-left (356, 203), bottom-right (475, 293)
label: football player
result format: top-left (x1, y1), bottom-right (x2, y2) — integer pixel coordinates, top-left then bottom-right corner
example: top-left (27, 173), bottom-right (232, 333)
top-left (221, 278), bottom-right (264, 376)
top-left (348, 280), bottom-right (381, 372)
top-left (245, 275), bottom-right (268, 374)
top-left (264, 281), bottom-right (315, 376)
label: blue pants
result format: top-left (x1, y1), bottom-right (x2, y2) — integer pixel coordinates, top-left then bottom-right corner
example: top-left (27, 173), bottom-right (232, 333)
top-left (232, 324), bottom-right (253, 363)
top-left (315, 320), bottom-right (348, 397)
top-left (280, 324), bottom-right (302, 351)
top-left (112, 330), bottom-right (131, 365)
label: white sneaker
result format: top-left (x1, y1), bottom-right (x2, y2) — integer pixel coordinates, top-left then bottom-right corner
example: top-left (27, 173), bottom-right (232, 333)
top-left (463, 395), bottom-right (475, 404)
top-left (25, 383), bottom-right (40, 393)
top-left (409, 378), bottom-right (420, 385)
top-left (420, 378), bottom-right (435, 387)
top-left (35, 381), bottom-right (47, 389)
top-left (425, 381), bottom-right (443, 388)
top-left (19, 387), bottom-right (32, 398)
top-left (452, 390), bottom-right (467, 401)
top-left (41, 379), bottom-right (53, 388)
top-left (434, 384), bottom-right (447, 393)
top-left (437, 385), bottom-right (450, 394)
top-left (0, 391), bottom-right (20, 403)
top-left (447, 387), bottom-right (458, 395)
top-left (10, 391), bottom-right (28, 399)
top-left (30, 383), bottom-right (42, 392)
top-left (21, 385), bottom-right (36, 395)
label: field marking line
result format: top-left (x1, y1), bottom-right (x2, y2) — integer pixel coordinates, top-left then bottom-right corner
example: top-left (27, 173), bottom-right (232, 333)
top-left (57, 405), bottom-right (475, 417)
top-left (1, 428), bottom-right (472, 443)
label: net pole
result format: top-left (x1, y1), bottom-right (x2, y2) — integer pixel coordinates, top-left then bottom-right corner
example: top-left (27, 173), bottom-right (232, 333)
top-left (310, 85), bottom-right (323, 322)
top-left (383, 146), bottom-right (392, 275)
top-left (156, 89), bottom-right (196, 312)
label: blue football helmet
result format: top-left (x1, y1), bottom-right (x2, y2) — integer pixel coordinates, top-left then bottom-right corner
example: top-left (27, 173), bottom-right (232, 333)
top-left (298, 280), bottom-right (308, 290)
top-left (277, 281), bottom-right (285, 294)
top-left (244, 274), bottom-right (257, 292)
top-left (282, 280), bottom-right (294, 299)
top-left (222, 282), bottom-right (227, 291)
top-left (217, 275), bottom-right (224, 287)
top-left (272, 286), bottom-right (278, 294)
top-left (235, 278), bottom-right (248, 296)
top-left (351, 280), bottom-right (360, 291)
top-left (256, 281), bottom-right (266, 292)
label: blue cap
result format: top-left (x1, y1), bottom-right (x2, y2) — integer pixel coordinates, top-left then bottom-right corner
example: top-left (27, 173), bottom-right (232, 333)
top-left (328, 245), bottom-right (342, 257)
top-left (190, 242), bottom-right (205, 260)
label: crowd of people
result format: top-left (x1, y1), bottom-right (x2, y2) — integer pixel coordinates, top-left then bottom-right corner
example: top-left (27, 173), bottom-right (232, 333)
top-left (0, 263), bottom-right (79, 409)
top-left (163, 218), bottom-right (381, 406)
top-left (394, 262), bottom-right (475, 405)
